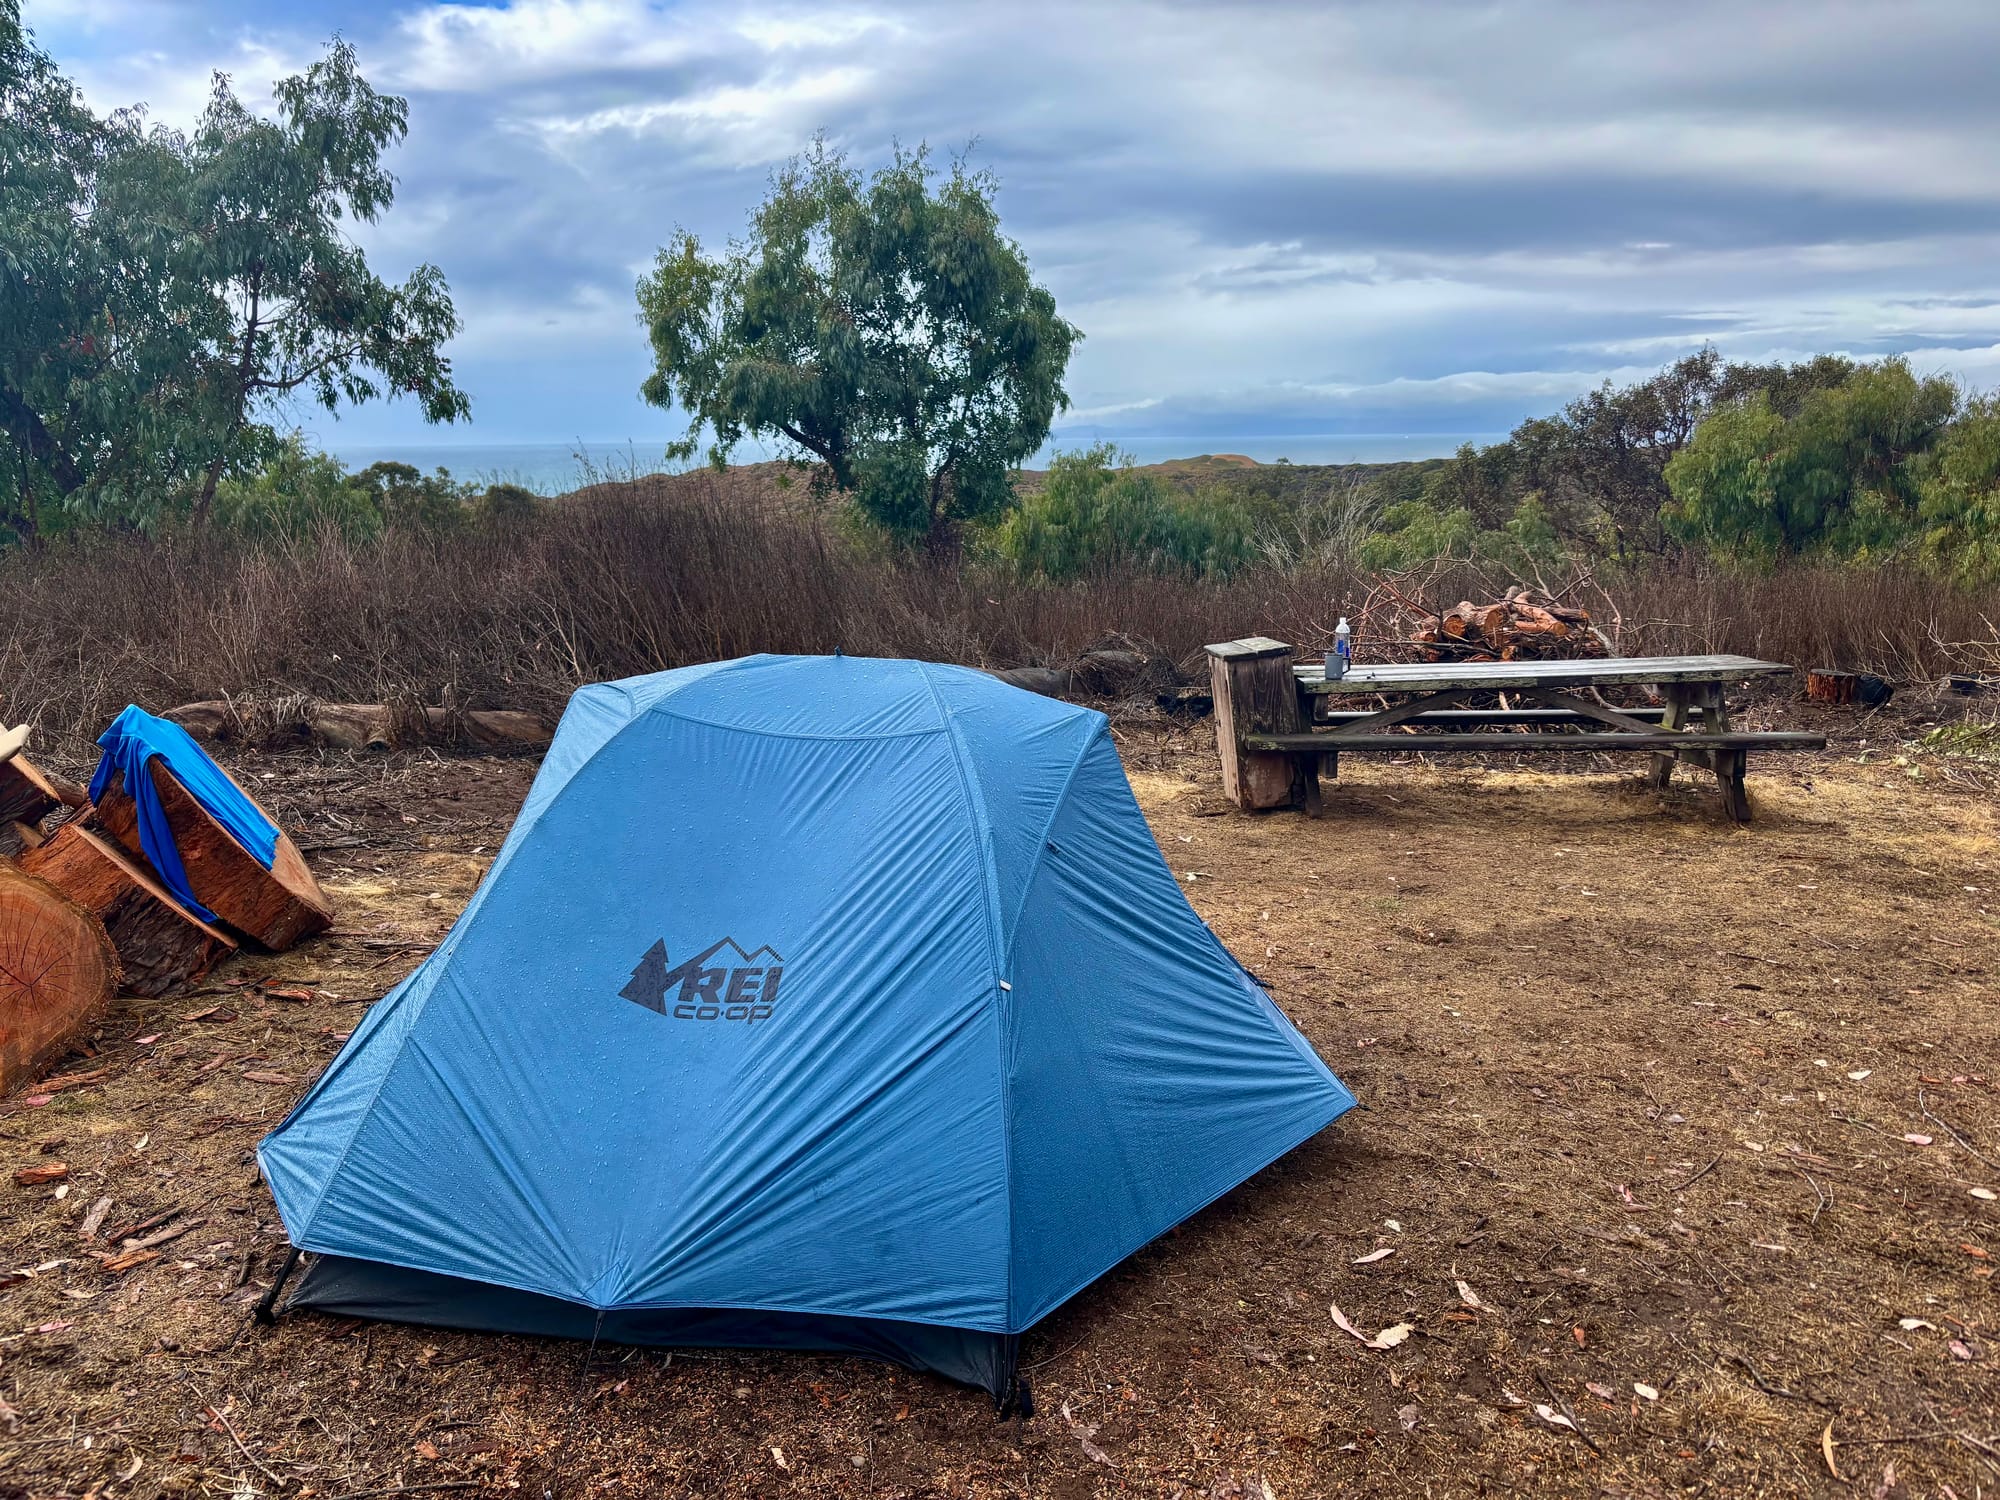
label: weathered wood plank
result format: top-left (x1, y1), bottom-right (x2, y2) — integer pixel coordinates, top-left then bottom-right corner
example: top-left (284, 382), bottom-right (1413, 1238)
top-left (1316, 707), bottom-right (1670, 725)
top-left (1296, 654), bottom-right (1792, 693)
top-left (1243, 730), bottom-right (1824, 753)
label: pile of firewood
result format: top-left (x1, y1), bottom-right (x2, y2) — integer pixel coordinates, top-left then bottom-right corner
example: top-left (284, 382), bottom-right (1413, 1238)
top-left (1411, 586), bottom-right (1609, 663)
top-left (0, 741), bottom-right (333, 1094)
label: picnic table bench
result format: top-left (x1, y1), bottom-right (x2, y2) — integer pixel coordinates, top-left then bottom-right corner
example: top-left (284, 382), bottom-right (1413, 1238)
top-left (1204, 638), bottom-right (1826, 823)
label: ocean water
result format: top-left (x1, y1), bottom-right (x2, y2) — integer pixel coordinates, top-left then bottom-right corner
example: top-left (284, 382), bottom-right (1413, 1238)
top-left (324, 433), bottom-right (1498, 494)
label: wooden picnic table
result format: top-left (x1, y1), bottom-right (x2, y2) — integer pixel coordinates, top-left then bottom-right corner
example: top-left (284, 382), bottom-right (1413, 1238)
top-left (1204, 638), bottom-right (1825, 823)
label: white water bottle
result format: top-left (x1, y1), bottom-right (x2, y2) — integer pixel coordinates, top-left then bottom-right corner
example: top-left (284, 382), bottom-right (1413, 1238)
top-left (1330, 618), bottom-right (1351, 679)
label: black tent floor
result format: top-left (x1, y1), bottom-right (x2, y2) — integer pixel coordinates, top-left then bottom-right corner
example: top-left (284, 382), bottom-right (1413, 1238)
top-left (285, 1254), bottom-right (1021, 1406)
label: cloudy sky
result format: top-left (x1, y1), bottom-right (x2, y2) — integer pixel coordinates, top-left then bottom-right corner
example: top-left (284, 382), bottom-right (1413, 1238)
top-left (23, 0), bottom-right (2000, 463)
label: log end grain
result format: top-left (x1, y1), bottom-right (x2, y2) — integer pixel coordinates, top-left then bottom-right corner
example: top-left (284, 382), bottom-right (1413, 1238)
top-left (0, 865), bottom-right (118, 1094)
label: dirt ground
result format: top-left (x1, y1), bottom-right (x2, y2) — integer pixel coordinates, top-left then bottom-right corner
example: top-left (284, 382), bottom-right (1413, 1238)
top-left (0, 719), bottom-right (1995, 1499)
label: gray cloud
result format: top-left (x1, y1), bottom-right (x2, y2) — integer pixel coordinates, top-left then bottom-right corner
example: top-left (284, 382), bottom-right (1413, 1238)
top-left (22, 0), bottom-right (2000, 453)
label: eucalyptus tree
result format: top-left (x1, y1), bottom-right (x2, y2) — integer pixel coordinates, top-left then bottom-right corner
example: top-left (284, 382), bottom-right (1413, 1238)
top-left (0, 7), bottom-right (466, 538)
top-left (638, 142), bottom-right (1079, 557)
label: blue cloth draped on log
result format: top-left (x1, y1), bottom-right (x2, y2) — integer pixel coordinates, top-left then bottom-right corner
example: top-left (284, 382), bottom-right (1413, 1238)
top-left (87, 705), bottom-right (279, 922)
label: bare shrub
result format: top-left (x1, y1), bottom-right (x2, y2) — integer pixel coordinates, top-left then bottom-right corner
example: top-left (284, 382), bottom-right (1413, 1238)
top-left (0, 481), bottom-right (1993, 763)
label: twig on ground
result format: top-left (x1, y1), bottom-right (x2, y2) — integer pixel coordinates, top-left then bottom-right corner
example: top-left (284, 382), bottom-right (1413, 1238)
top-left (1673, 1153), bottom-right (1723, 1192)
top-left (1535, 1371), bottom-right (1604, 1457)
top-left (1919, 1088), bottom-right (2000, 1173)
top-left (181, 1376), bottom-right (289, 1491)
top-left (1727, 1352), bottom-right (1836, 1410)
top-left (1793, 1165), bottom-right (1831, 1226)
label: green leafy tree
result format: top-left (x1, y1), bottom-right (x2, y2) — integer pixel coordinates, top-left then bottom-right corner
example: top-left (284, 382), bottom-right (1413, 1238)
top-left (993, 445), bottom-right (1254, 580)
top-left (1663, 359), bottom-right (1959, 565)
top-left (211, 433), bottom-right (382, 542)
top-left (0, 8), bottom-right (466, 537)
top-left (1916, 397), bottom-right (2000, 585)
top-left (1357, 500), bottom-right (1478, 571)
top-left (637, 142), bottom-right (1079, 557)
top-left (177, 41), bottom-right (469, 522)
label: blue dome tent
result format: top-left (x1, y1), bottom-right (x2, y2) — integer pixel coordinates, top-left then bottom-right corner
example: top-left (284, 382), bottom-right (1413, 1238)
top-left (259, 655), bottom-right (1355, 1407)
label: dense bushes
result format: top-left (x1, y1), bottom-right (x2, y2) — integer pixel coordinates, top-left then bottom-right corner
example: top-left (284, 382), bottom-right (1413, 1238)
top-left (210, 435), bottom-right (530, 542)
top-left (991, 445), bottom-right (1255, 580)
top-left (1, 475), bottom-right (1993, 765)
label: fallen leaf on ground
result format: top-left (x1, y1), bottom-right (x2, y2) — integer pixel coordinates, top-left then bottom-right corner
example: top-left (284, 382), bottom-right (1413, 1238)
top-left (1948, 1340), bottom-right (1973, 1360)
top-left (241, 1071), bottom-right (294, 1085)
top-left (414, 1440), bottom-right (440, 1460)
top-left (1060, 1403), bottom-right (1116, 1467)
top-left (1846, 1070), bottom-right (1871, 1081)
top-left (1903, 1133), bottom-right (1933, 1145)
top-left (77, 1197), bottom-right (111, 1238)
top-left (770, 1446), bottom-right (788, 1471)
top-left (1633, 1383), bottom-right (1659, 1401)
top-left (134, 1034), bottom-right (159, 1045)
top-left (1533, 1403), bottom-right (1576, 1431)
top-left (1971, 1188), bottom-right (1997, 1202)
top-left (1585, 1382), bottom-right (1617, 1401)
top-left (1822, 1419), bottom-right (1842, 1481)
top-left (1898, 1317), bottom-right (1938, 1331)
top-left (1330, 1304), bottom-right (1412, 1350)
top-left (1352, 1248), bottom-right (1395, 1265)
top-left (1397, 1403), bottom-right (1419, 1430)
top-left (1455, 1279), bottom-right (1490, 1310)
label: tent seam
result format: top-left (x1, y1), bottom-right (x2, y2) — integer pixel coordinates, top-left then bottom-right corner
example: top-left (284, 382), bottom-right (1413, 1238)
top-left (285, 662), bottom-right (750, 1244)
top-left (990, 718), bottom-right (1102, 1329)
top-left (643, 704), bottom-right (947, 744)
top-left (999, 721), bottom-right (1106, 973)
top-left (912, 662), bottom-right (1016, 1330)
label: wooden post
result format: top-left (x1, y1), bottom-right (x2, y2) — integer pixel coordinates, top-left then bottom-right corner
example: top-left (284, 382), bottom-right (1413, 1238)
top-left (1205, 638), bottom-right (1317, 813)
top-left (1646, 684), bottom-right (1690, 789)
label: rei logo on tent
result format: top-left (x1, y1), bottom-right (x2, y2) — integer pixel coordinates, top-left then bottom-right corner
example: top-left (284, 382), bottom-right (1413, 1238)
top-left (618, 937), bottom-right (785, 1023)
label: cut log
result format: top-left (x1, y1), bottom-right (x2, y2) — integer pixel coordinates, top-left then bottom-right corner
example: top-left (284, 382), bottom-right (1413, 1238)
top-left (164, 700), bottom-right (550, 753)
top-left (0, 753), bottom-right (83, 828)
top-left (0, 864), bottom-right (118, 1095)
top-left (19, 824), bottom-right (237, 996)
top-left (89, 762), bottom-right (332, 951)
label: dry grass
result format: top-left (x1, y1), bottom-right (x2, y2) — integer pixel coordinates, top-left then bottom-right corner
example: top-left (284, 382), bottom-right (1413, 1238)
top-left (0, 472), bottom-right (1994, 762)
top-left (1, 739), bottom-right (1995, 1498)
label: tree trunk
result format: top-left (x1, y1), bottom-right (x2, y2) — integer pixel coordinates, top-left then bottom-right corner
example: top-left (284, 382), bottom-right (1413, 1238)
top-left (89, 762), bottom-right (333, 951)
top-left (20, 824), bottom-right (238, 997)
top-left (0, 384), bottom-right (85, 496)
top-left (0, 864), bottom-right (118, 1095)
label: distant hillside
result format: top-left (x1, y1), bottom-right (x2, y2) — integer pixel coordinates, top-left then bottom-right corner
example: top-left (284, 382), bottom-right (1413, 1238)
top-left (561, 453), bottom-right (1447, 521)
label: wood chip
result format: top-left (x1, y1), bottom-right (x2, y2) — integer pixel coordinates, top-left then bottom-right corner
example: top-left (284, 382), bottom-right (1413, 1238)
top-left (241, 1070), bottom-right (294, 1085)
top-left (99, 1246), bottom-right (161, 1274)
top-left (1352, 1248), bottom-right (1395, 1265)
top-left (78, 1196), bottom-right (112, 1238)
top-left (32, 1067), bottom-right (108, 1094)
top-left (12, 1162), bottom-right (68, 1187)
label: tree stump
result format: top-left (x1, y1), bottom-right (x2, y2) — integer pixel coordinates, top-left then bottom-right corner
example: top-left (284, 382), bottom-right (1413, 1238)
top-left (0, 864), bottom-right (118, 1094)
top-left (90, 762), bottom-right (333, 951)
top-left (1806, 669), bottom-right (1857, 705)
top-left (20, 824), bottom-right (238, 996)
top-left (1205, 637), bottom-right (1318, 813)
